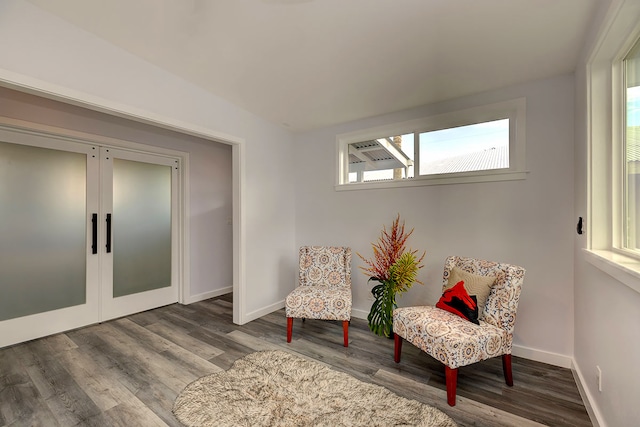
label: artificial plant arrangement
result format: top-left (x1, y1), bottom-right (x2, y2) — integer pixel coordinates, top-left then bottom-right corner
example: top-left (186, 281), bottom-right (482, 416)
top-left (358, 214), bottom-right (425, 337)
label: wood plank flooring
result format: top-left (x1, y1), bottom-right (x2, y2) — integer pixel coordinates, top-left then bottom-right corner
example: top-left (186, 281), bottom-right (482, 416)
top-left (0, 294), bottom-right (592, 427)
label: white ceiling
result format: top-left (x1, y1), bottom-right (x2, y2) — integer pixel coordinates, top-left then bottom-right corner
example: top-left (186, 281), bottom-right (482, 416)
top-left (26, 0), bottom-right (601, 132)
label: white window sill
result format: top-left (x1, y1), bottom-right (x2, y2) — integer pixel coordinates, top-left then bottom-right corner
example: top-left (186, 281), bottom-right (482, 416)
top-left (335, 170), bottom-right (528, 191)
top-left (583, 249), bottom-right (640, 294)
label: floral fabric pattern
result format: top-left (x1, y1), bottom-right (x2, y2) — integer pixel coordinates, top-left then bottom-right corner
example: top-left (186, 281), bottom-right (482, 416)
top-left (393, 256), bottom-right (525, 369)
top-left (285, 246), bottom-right (352, 321)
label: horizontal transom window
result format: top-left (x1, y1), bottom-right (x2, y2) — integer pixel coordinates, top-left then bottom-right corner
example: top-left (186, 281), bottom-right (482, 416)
top-left (336, 98), bottom-right (526, 190)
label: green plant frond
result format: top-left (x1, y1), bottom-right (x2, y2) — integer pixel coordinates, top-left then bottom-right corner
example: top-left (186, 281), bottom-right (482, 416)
top-left (388, 252), bottom-right (419, 294)
top-left (367, 280), bottom-right (396, 337)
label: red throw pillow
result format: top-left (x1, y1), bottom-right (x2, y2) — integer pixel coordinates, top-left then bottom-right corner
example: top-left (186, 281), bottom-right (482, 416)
top-left (436, 280), bottom-right (479, 324)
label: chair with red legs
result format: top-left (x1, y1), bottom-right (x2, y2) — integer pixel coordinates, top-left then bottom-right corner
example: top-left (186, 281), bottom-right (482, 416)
top-left (393, 255), bottom-right (525, 406)
top-left (285, 246), bottom-right (352, 347)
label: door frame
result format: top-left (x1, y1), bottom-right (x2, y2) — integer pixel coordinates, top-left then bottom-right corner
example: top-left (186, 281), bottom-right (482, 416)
top-left (0, 76), bottom-right (246, 324)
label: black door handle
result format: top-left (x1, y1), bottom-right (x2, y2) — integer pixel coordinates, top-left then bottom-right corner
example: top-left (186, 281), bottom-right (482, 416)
top-left (106, 213), bottom-right (112, 253)
top-left (91, 213), bottom-right (97, 254)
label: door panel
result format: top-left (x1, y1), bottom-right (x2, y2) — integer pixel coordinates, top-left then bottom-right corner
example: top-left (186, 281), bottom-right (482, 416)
top-left (0, 132), bottom-right (100, 348)
top-left (112, 158), bottom-right (172, 297)
top-left (0, 141), bottom-right (87, 320)
top-left (100, 148), bottom-right (178, 320)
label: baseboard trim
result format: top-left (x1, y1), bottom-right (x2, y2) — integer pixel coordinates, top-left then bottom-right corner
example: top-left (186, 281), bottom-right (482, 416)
top-left (183, 287), bottom-right (232, 305)
top-left (351, 308), bottom-right (369, 320)
top-left (244, 299), bottom-right (286, 323)
top-left (572, 361), bottom-right (606, 427)
top-left (511, 344), bottom-right (572, 368)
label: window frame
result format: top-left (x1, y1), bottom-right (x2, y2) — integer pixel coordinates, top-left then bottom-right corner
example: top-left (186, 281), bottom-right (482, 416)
top-left (620, 38), bottom-right (640, 254)
top-left (584, 0), bottom-right (640, 295)
top-left (335, 98), bottom-right (527, 191)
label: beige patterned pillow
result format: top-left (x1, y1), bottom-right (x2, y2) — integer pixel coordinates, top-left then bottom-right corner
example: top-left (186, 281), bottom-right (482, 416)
top-left (445, 267), bottom-right (496, 318)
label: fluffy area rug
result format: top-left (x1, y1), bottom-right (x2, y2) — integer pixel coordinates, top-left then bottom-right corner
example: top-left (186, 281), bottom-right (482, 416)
top-left (173, 350), bottom-right (456, 427)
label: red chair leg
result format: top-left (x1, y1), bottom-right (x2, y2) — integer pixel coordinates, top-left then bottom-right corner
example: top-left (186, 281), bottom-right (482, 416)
top-left (445, 366), bottom-right (458, 406)
top-left (342, 320), bottom-right (349, 347)
top-left (286, 317), bottom-right (293, 343)
top-left (394, 333), bottom-right (403, 363)
top-left (502, 354), bottom-right (514, 386)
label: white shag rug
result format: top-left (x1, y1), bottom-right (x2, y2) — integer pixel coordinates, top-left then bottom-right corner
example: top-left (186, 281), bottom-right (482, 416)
top-left (173, 350), bottom-right (456, 427)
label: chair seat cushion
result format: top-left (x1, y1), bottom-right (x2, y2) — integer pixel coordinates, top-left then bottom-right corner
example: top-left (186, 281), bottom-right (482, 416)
top-left (285, 285), bottom-right (352, 321)
top-left (393, 306), bottom-right (511, 369)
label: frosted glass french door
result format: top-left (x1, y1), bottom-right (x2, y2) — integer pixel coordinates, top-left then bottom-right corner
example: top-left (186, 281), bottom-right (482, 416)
top-left (0, 133), bottom-right (100, 348)
top-left (0, 130), bottom-right (178, 348)
top-left (100, 147), bottom-right (178, 320)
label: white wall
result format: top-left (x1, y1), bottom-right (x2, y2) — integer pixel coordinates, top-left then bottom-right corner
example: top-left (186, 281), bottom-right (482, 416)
top-left (573, 1), bottom-right (640, 426)
top-left (0, 0), bottom-right (297, 323)
top-left (294, 74), bottom-right (576, 365)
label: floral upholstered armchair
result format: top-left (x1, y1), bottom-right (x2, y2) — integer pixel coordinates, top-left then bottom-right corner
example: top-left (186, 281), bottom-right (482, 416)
top-left (393, 255), bottom-right (526, 406)
top-left (285, 246), bottom-right (352, 347)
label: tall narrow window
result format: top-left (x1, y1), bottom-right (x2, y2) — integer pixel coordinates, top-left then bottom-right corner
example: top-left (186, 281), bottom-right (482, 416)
top-left (623, 37), bottom-right (640, 252)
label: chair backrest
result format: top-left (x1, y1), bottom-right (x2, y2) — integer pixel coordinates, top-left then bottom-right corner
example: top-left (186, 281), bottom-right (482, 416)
top-left (299, 246), bottom-right (352, 290)
top-left (442, 255), bottom-right (525, 334)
